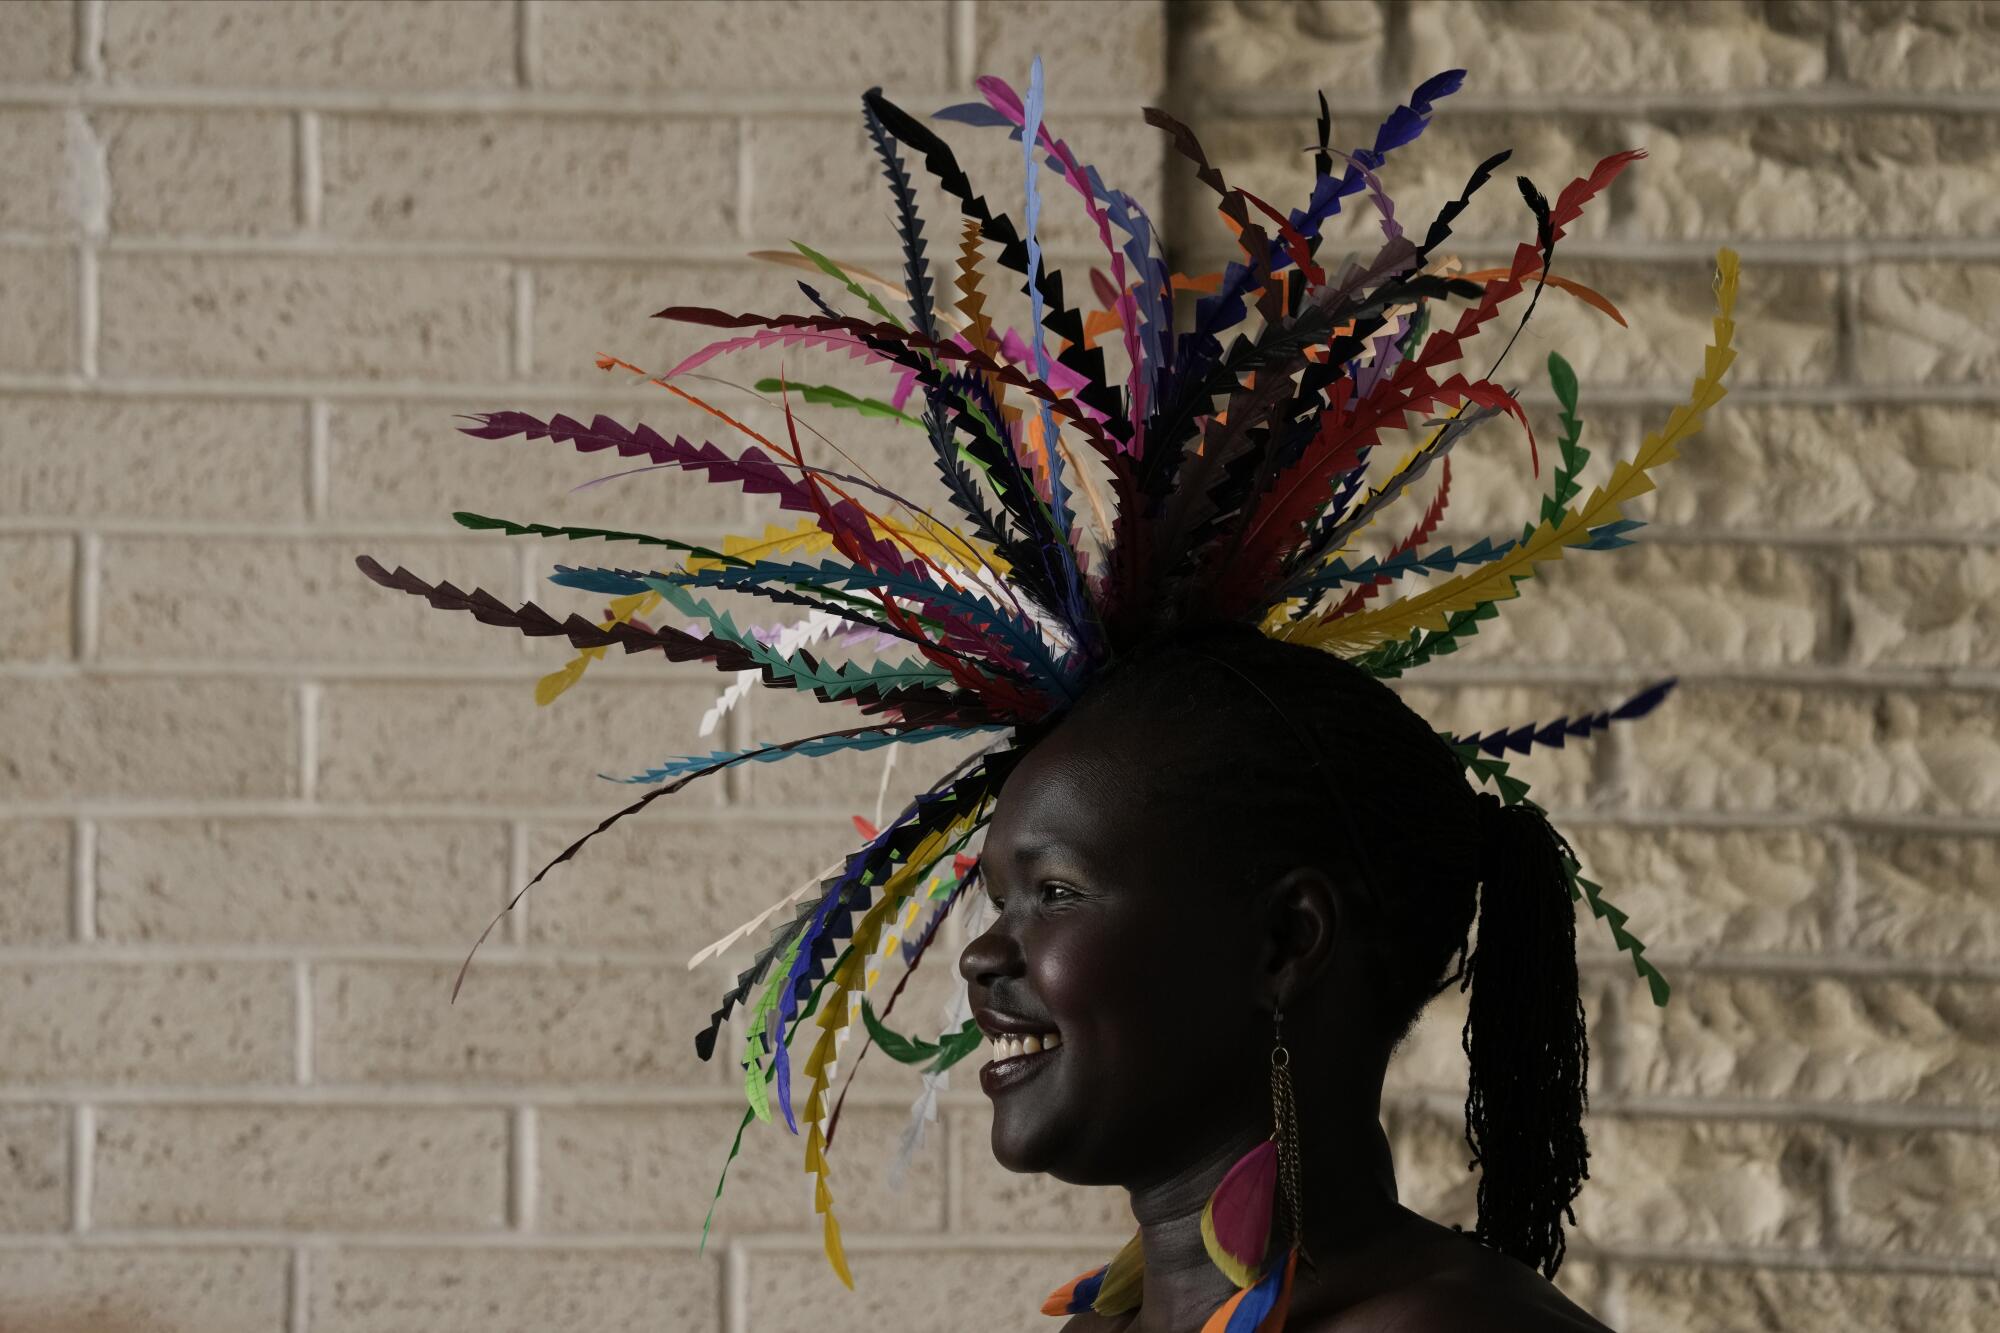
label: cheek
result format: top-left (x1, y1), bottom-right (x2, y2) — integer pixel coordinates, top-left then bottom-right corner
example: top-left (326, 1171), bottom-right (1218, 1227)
top-left (1031, 904), bottom-right (1249, 1069)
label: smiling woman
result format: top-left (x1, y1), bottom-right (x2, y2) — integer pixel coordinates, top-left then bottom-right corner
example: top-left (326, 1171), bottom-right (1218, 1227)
top-left (965, 626), bottom-right (1611, 1332)
top-left (354, 51), bottom-right (1739, 1333)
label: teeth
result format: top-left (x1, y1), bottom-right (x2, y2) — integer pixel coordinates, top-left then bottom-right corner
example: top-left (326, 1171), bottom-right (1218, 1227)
top-left (988, 1032), bottom-right (1061, 1062)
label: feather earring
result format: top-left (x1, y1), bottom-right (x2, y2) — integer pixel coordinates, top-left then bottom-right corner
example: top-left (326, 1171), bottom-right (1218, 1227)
top-left (1199, 1006), bottom-right (1310, 1332)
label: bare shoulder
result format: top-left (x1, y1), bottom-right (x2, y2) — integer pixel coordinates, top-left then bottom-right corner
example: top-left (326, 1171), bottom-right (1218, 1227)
top-left (1319, 1274), bottom-right (1613, 1333)
top-left (1290, 1231), bottom-right (1614, 1333)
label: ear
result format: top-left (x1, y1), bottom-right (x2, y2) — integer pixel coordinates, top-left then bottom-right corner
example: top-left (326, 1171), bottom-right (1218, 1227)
top-left (1255, 865), bottom-right (1348, 1011)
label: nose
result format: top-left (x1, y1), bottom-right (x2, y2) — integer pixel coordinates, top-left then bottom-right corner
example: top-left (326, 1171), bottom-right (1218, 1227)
top-left (957, 904), bottom-right (1023, 990)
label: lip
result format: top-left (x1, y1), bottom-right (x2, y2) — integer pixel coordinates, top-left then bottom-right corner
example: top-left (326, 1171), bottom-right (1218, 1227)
top-left (972, 1005), bottom-right (1060, 1039)
top-left (978, 1041), bottom-right (1062, 1096)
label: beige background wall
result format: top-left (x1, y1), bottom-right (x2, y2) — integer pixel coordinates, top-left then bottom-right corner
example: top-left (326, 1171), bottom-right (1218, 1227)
top-left (0, 1), bottom-right (1993, 1330)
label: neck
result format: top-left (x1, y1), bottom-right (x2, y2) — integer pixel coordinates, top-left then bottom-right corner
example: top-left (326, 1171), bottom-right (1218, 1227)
top-left (1120, 1064), bottom-right (1403, 1332)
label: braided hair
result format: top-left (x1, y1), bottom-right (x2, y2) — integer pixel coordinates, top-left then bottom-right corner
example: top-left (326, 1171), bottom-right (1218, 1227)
top-left (1031, 622), bottom-right (1590, 1280)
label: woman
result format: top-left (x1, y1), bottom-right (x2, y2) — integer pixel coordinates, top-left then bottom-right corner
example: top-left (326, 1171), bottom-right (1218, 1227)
top-left (359, 59), bottom-right (1737, 1333)
top-left (964, 626), bottom-right (1613, 1331)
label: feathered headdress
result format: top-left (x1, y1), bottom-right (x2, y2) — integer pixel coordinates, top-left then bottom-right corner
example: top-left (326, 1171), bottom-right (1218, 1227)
top-left (357, 61), bottom-right (1738, 1302)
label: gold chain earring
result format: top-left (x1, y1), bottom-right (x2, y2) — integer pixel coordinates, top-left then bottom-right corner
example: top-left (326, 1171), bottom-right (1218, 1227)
top-left (1270, 1007), bottom-right (1314, 1273)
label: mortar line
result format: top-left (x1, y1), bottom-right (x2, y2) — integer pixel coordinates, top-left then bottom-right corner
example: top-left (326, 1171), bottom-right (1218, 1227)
top-left (9, 799), bottom-right (2000, 837)
top-left (510, 1105), bottom-right (538, 1230)
top-left (723, 1239), bottom-right (748, 1333)
top-left (1830, 824), bottom-right (1860, 959)
top-left (18, 228), bottom-right (2000, 266)
top-left (74, 532), bottom-right (100, 661)
top-left (306, 398), bottom-right (330, 519)
top-left (515, 0), bottom-right (538, 89)
top-left (1378, 0), bottom-right (1410, 94)
top-left (72, 816), bottom-right (95, 942)
top-left (6, 75), bottom-right (1999, 116)
top-left (76, 0), bottom-right (104, 81)
top-left (11, 369), bottom-right (2000, 407)
top-left (70, 1103), bottom-right (93, 1232)
top-left (949, 0), bottom-right (977, 87)
top-left (296, 110), bottom-right (322, 232)
top-left (11, 656), bottom-right (2000, 691)
top-left (5, 1084), bottom-right (1996, 1129)
top-left (294, 959), bottom-right (314, 1084)
top-left (297, 680), bottom-right (320, 801)
top-left (511, 266), bottom-right (534, 376)
top-left (76, 243), bottom-right (98, 378)
top-left (734, 116), bottom-right (752, 241)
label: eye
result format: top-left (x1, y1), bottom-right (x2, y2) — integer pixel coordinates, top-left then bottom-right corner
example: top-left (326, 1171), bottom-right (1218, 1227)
top-left (986, 882), bottom-right (1079, 912)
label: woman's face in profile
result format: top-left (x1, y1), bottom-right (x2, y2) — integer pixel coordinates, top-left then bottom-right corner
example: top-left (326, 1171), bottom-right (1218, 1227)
top-left (959, 707), bottom-right (1271, 1188)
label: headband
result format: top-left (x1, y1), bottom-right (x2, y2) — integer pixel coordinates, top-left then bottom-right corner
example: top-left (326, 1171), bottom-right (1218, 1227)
top-left (356, 58), bottom-right (1740, 1297)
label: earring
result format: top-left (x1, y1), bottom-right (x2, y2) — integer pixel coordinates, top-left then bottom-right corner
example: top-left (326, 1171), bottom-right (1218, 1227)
top-left (1194, 1007), bottom-right (1306, 1331)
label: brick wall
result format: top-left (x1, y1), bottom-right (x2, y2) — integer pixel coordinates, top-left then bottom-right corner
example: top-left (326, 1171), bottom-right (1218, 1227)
top-left (0, 2), bottom-right (1992, 1330)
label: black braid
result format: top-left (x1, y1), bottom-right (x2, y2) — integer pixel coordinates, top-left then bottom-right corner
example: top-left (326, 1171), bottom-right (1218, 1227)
top-left (1461, 797), bottom-right (1590, 1279)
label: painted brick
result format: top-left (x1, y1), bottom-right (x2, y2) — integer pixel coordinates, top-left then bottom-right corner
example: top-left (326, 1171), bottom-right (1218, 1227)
top-left (1553, 403), bottom-right (2000, 535)
top-left (1618, 974), bottom-right (2000, 1108)
top-left (1176, 0), bottom-right (1385, 94)
top-left (1452, 259), bottom-right (1832, 391)
top-left (313, 960), bottom-right (719, 1086)
top-left (97, 534), bottom-right (519, 665)
top-left (974, 0), bottom-right (1166, 100)
top-left (540, 1103), bottom-right (945, 1233)
top-left (1573, 1115), bottom-right (1825, 1249)
top-left (742, 1246), bottom-right (1117, 1333)
top-left (1620, 685), bottom-right (2000, 818)
top-left (953, 1103), bottom-right (1135, 1234)
top-left (1840, 1127), bottom-right (2000, 1260)
top-left (1409, 1), bottom-right (1830, 93)
top-left (0, 0), bottom-right (72, 81)
top-left (1474, 543), bottom-right (1824, 667)
top-left (1850, 831), bottom-right (2000, 964)
top-left (0, 961), bottom-right (292, 1085)
top-left (0, 532), bottom-right (73, 661)
top-left (1855, 263), bottom-right (2000, 385)
top-left (95, 817), bottom-right (508, 946)
top-left (93, 1105), bottom-right (508, 1230)
top-left (0, 818), bottom-right (71, 945)
top-left (0, 1248), bottom-right (289, 1333)
top-left (0, 394), bottom-right (307, 522)
top-left (1846, 545), bottom-right (2000, 668)
top-left (1622, 1264), bottom-right (2000, 1333)
top-left (522, 813), bottom-right (858, 950)
top-left (103, 0), bottom-right (515, 90)
top-left (0, 1104), bottom-right (68, 1231)
top-left (322, 113), bottom-right (737, 246)
top-left (1384, 1101), bottom-right (1477, 1230)
top-left (96, 108), bottom-right (295, 236)
top-left (310, 1247), bottom-right (721, 1333)
top-left (744, 112), bottom-right (1164, 254)
top-left (0, 108), bottom-right (72, 233)
top-left (1844, 0), bottom-right (2000, 91)
top-left (534, 0), bottom-right (950, 94)
top-left (527, 260), bottom-right (806, 388)
top-left (1565, 825), bottom-right (1834, 957)
top-left (0, 247), bottom-right (76, 375)
top-left (98, 252), bottom-right (511, 381)
top-left (315, 677), bottom-right (721, 806)
top-left (0, 676), bottom-right (296, 801)
top-left (1415, 401), bottom-right (1993, 544)
top-left (323, 396), bottom-right (743, 531)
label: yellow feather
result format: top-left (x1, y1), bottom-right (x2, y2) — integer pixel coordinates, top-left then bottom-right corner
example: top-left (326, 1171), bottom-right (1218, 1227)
top-left (534, 589), bottom-right (662, 706)
top-left (1282, 248), bottom-right (1740, 654)
top-left (684, 515), bottom-right (1005, 577)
